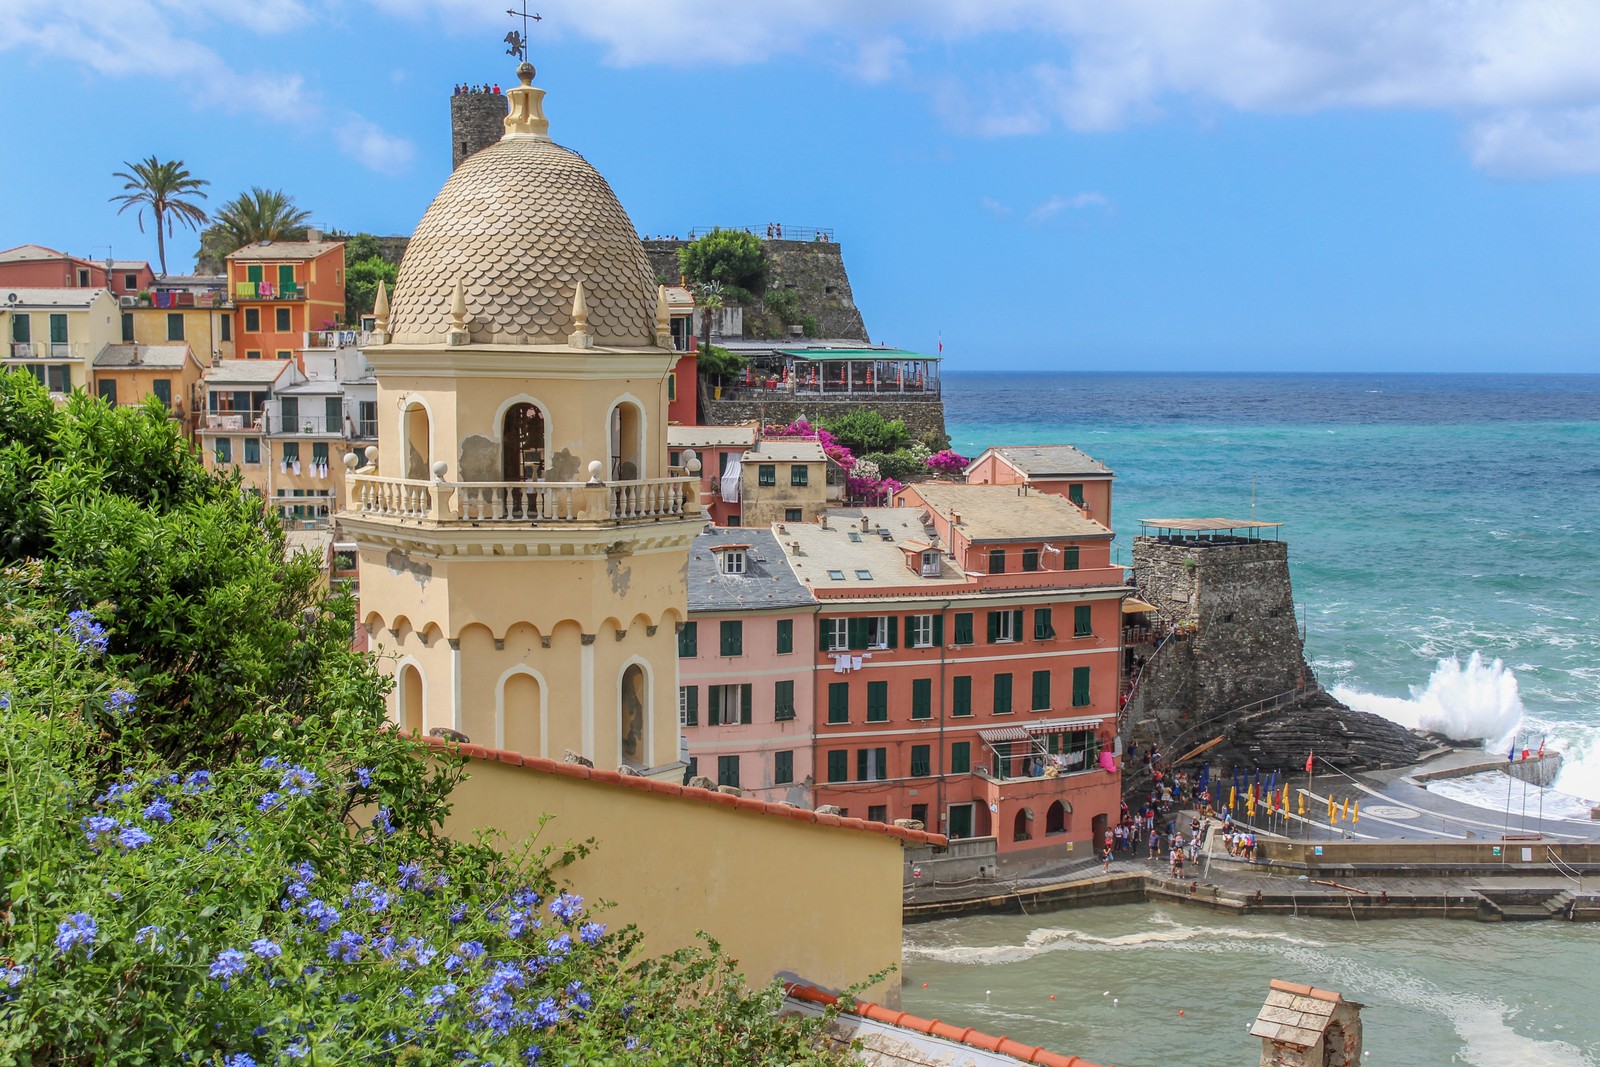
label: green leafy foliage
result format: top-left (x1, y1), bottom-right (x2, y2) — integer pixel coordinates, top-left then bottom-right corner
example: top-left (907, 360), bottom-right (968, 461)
top-left (820, 410), bottom-right (911, 456)
top-left (861, 450), bottom-right (926, 483)
top-left (698, 345), bottom-right (748, 382)
top-left (194, 188), bottom-right (311, 273)
top-left (677, 229), bottom-right (767, 292)
top-left (346, 255), bottom-right (400, 322)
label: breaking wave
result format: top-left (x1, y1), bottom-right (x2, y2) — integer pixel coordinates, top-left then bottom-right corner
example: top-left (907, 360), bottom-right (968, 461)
top-left (1333, 652), bottom-right (1524, 745)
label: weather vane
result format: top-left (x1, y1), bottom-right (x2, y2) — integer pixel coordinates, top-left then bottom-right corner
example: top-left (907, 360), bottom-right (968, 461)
top-left (504, 1), bottom-right (541, 62)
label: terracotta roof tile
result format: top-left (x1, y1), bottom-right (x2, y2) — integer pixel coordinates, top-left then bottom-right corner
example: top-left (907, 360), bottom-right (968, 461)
top-left (419, 737), bottom-right (946, 846)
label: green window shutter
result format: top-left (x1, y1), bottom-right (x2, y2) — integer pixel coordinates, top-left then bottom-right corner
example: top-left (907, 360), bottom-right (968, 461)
top-left (856, 749), bottom-right (868, 782)
top-left (820, 621), bottom-right (833, 652)
top-left (911, 678), bottom-right (932, 719)
top-left (989, 549), bottom-right (1006, 574)
top-left (867, 681), bottom-right (888, 722)
top-left (911, 745), bottom-right (930, 777)
top-left (994, 673), bottom-right (1013, 714)
top-left (1035, 607), bottom-right (1054, 640)
top-left (678, 622), bottom-right (698, 657)
top-left (326, 396), bottom-right (341, 427)
top-left (1075, 604), bottom-right (1093, 636)
top-left (828, 682), bottom-right (850, 723)
top-left (1064, 546), bottom-right (1080, 571)
top-left (774, 680), bottom-right (795, 720)
top-left (12, 314), bottom-right (29, 343)
top-left (49, 314), bottom-right (67, 343)
top-left (166, 313), bottom-right (184, 341)
top-left (1069, 483), bottom-right (1085, 505)
top-left (1012, 609), bottom-right (1024, 640)
top-left (951, 742), bottom-right (971, 774)
top-left (827, 751), bottom-right (847, 782)
top-left (758, 464), bottom-right (775, 486)
top-left (1022, 548), bottom-right (1039, 572)
top-left (1073, 666), bottom-right (1091, 707)
top-left (847, 618), bottom-right (868, 650)
top-left (708, 686), bottom-right (724, 726)
top-left (1032, 670), bottom-right (1051, 710)
top-left (954, 613), bottom-right (972, 644)
top-left (873, 749), bottom-right (886, 780)
top-left (720, 620), bottom-right (742, 656)
top-left (775, 750), bottom-right (794, 784)
top-left (682, 687), bottom-right (698, 726)
top-left (886, 616), bottom-right (898, 649)
top-left (120, 313), bottom-right (133, 342)
top-left (278, 264), bottom-right (295, 290)
top-left (777, 619), bottom-right (793, 654)
top-left (986, 612), bottom-right (1000, 644)
top-left (247, 264), bottom-right (263, 284)
top-left (953, 676), bottom-right (972, 716)
top-left (740, 683), bottom-right (753, 724)
top-left (790, 465), bottom-right (808, 486)
top-left (933, 614), bottom-right (945, 646)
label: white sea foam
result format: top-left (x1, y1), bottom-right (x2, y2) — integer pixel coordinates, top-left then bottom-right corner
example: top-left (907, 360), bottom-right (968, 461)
top-left (905, 919), bottom-right (1325, 965)
top-left (1333, 652), bottom-right (1524, 745)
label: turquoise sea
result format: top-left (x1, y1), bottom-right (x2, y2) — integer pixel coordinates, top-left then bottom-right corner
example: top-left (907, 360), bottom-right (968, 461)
top-left (906, 372), bottom-right (1600, 1065)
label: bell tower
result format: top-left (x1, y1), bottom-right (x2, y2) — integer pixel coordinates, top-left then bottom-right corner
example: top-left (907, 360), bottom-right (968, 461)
top-left (345, 62), bottom-right (701, 780)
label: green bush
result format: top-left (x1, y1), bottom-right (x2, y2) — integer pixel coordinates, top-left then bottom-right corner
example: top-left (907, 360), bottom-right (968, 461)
top-left (764, 289), bottom-right (800, 322)
top-left (677, 229), bottom-right (767, 292)
top-left (820, 410), bottom-right (911, 456)
top-left (861, 450), bottom-right (926, 483)
top-left (698, 345), bottom-right (748, 382)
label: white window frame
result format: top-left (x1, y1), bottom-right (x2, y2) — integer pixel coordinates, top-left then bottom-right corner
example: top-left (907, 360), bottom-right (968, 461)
top-left (721, 549), bottom-right (747, 575)
top-left (995, 610), bottom-right (1017, 643)
top-left (920, 550), bottom-right (941, 577)
top-left (823, 618), bottom-right (849, 651)
top-left (678, 687), bottom-right (692, 726)
top-left (866, 615), bottom-right (891, 650)
top-left (710, 683), bottom-right (746, 727)
top-left (909, 614), bottom-right (935, 648)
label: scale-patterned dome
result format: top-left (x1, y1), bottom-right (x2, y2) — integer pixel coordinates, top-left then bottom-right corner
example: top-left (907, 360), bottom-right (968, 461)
top-left (388, 128), bottom-right (655, 347)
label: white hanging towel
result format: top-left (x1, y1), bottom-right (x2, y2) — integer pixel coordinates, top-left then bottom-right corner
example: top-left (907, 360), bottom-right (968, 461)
top-left (719, 456), bottom-right (743, 503)
top-left (852, 656), bottom-right (864, 671)
top-left (292, 460), bottom-right (302, 476)
top-left (833, 656), bottom-right (847, 673)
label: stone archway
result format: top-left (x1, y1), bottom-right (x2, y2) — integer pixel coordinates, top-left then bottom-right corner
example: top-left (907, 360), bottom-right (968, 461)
top-left (402, 402), bottom-right (431, 480)
top-left (501, 402), bottom-right (546, 481)
top-left (609, 401), bottom-right (643, 481)
top-left (620, 663), bottom-right (646, 767)
top-left (398, 663), bottom-right (424, 734)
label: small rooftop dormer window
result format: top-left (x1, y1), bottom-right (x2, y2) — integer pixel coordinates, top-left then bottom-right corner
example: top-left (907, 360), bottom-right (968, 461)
top-left (720, 549), bottom-right (746, 575)
top-left (921, 550), bottom-right (941, 577)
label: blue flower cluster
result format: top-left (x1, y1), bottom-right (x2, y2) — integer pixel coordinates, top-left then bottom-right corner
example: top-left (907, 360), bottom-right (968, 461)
top-left (103, 688), bottom-right (136, 715)
top-left (61, 609), bottom-right (109, 654)
top-left (55, 913), bottom-right (98, 957)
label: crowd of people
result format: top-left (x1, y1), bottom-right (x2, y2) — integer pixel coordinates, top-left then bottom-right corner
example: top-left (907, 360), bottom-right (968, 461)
top-left (1094, 744), bottom-right (1262, 876)
top-left (454, 83), bottom-right (502, 95)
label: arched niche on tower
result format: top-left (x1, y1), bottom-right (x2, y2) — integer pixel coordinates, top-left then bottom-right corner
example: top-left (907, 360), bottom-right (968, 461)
top-left (618, 660), bottom-right (650, 768)
top-left (608, 397), bottom-right (645, 481)
top-left (497, 665), bottom-right (547, 756)
top-left (401, 397), bottom-right (433, 481)
top-left (397, 660), bottom-right (425, 734)
top-left (500, 401), bottom-right (549, 481)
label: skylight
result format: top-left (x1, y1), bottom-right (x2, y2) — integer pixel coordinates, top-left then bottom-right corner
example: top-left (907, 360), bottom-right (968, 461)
top-left (827, 569), bottom-right (846, 581)
top-left (854, 569), bottom-right (873, 580)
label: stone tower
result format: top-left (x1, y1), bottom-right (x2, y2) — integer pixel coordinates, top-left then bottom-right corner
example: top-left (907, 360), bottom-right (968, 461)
top-left (451, 88), bottom-right (510, 170)
top-left (347, 61), bottom-right (700, 780)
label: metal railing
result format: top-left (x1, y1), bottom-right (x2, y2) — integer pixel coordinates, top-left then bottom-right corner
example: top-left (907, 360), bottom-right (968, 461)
top-left (679, 226), bottom-right (836, 242)
top-left (350, 473), bottom-right (697, 524)
top-left (203, 411), bottom-right (265, 431)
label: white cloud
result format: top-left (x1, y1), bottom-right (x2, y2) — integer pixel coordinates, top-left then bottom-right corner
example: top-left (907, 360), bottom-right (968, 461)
top-left (0, 0), bottom-right (413, 174)
top-left (1026, 192), bottom-right (1109, 223)
top-left (978, 197), bottom-right (1012, 218)
top-left (366, 0), bottom-right (1600, 177)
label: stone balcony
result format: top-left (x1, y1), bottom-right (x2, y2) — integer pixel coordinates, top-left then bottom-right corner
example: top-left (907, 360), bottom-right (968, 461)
top-left (346, 461), bottom-right (701, 527)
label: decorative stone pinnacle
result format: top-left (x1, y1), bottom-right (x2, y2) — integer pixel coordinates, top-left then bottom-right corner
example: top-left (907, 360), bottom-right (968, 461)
top-left (655, 284), bottom-right (671, 346)
top-left (447, 279), bottom-right (470, 346)
top-left (568, 280), bottom-right (593, 348)
top-left (370, 280), bottom-right (390, 345)
top-left (502, 62), bottom-right (551, 141)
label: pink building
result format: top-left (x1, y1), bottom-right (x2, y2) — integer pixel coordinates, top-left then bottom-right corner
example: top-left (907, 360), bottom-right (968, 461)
top-left (668, 424), bottom-right (757, 527)
top-left (680, 527), bottom-right (818, 803)
top-left (0, 245), bottom-right (154, 298)
top-left (964, 444), bottom-right (1115, 528)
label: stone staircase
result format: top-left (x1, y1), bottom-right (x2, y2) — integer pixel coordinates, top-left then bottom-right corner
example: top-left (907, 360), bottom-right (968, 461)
top-left (1474, 886), bottom-right (1574, 922)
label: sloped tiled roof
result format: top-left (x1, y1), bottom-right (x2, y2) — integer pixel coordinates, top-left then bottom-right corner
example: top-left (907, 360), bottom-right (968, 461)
top-left (227, 240), bottom-right (344, 262)
top-left (985, 446), bottom-right (1112, 478)
top-left (0, 244), bottom-right (71, 263)
top-left (910, 484), bottom-right (1111, 543)
top-left (688, 527), bottom-right (813, 613)
top-left (418, 736), bottom-right (946, 847)
top-left (1, 287), bottom-right (108, 308)
top-left (93, 344), bottom-right (194, 369)
top-left (204, 359), bottom-right (291, 384)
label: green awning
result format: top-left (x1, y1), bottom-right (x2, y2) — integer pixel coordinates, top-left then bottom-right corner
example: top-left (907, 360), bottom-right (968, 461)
top-left (776, 347), bottom-right (940, 362)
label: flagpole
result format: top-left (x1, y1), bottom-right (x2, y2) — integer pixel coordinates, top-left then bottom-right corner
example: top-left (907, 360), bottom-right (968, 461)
top-left (1503, 733), bottom-right (1516, 840)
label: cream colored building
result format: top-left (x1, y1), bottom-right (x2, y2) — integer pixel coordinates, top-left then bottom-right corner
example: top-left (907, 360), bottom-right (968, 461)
top-left (2, 288), bottom-right (119, 396)
top-left (738, 437), bottom-right (829, 527)
top-left (343, 63), bottom-right (701, 779)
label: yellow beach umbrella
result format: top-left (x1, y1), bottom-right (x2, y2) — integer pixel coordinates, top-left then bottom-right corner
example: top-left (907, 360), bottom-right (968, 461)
top-left (1351, 801), bottom-right (1359, 823)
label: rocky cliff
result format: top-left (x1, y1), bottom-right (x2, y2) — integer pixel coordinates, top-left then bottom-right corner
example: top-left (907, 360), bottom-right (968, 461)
top-left (643, 237), bottom-right (869, 341)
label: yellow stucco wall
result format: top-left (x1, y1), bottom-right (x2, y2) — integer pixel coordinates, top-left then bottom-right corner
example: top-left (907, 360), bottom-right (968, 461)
top-left (445, 756), bottom-right (906, 1005)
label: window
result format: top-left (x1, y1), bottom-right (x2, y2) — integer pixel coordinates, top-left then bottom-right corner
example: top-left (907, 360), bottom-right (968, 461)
top-left (276, 350), bottom-right (292, 361)
top-left (678, 686), bottom-right (698, 726)
top-left (910, 745), bottom-right (931, 777)
top-left (312, 442), bottom-right (329, 466)
top-left (246, 350), bottom-right (261, 360)
top-left (719, 620), bottom-right (743, 656)
top-left (77, 268), bottom-right (90, 287)
top-left (774, 680), bottom-right (795, 721)
top-left (49, 313), bottom-right (67, 344)
top-left (784, 508), bottom-right (803, 522)
top-left (827, 750), bottom-right (848, 783)
top-left (275, 307), bottom-right (291, 333)
top-left (243, 438), bottom-right (261, 464)
top-left (45, 365), bottom-right (71, 392)
top-left (247, 265), bottom-right (263, 284)
top-left (776, 619), bottom-right (793, 654)
top-left (1072, 666), bottom-right (1091, 707)
top-left (667, 373), bottom-right (676, 401)
top-left (1022, 548), bottom-right (1040, 572)
top-left (827, 682), bottom-right (850, 724)
top-left (720, 549), bottom-right (746, 576)
top-left (120, 313), bottom-right (133, 343)
top-left (908, 614), bottom-right (939, 648)
top-left (215, 438), bottom-right (232, 464)
top-left (678, 621), bottom-right (698, 657)
top-left (911, 678), bottom-right (932, 719)
top-left (1068, 483), bottom-right (1086, 506)
top-left (790, 465), bottom-right (808, 486)
top-left (97, 379), bottom-right (117, 405)
top-left (123, 272), bottom-right (138, 290)
top-left (826, 569), bottom-right (845, 581)
top-left (856, 748), bottom-right (887, 782)
top-left (669, 450), bottom-right (681, 468)
top-left (282, 442), bottom-right (300, 464)
top-left (821, 618), bottom-right (848, 651)
top-left (854, 569), bottom-right (873, 581)
top-left (1032, 670), bottom-right (1051, 711)
top-left (325, 396), bottom-right (341, 428)
top-left (220, 316), bottom-right (231, 341)
top-left (774, 750), bottom-right (794, 785)
top-left (952, 676), bottom-right (973, 716)
top-left (911, 803), bottom-right (928, 826)
top-left (757, 464), bottom-right (776, 486)
top-left (278, 265), bottom-right (295, 291)
top-left (152, 379), bottom-right (171, 407)
top-left (1034, 607), bottom-right (1055, 640)
top-left (717, 755), bottom-right (740, 789)
top-left (358, 401), bottom-right (377, 438)
top-left (281, 396), bottom-right (300, 428)
top-left (1074, 604), bottom-right (1094, 637)
top-left (953, 613), bottom-right (973, 644)
top-left (867, 805), bottom-right (887, 824)
top-left (951, 741), bottom-right (971, 774)
top-left (988, 609), bottom-right (1023, 643)
top-left (726, 514), bottom-right (741, 527)
top-left (993, 673), bottom-right (1013, 714)
top-left (864, 615), bottom-right (895, 650)
top-left (244, 308), bottom-right (260, 332)
top-left (1064, 545), bottom-right (1080, 570)
top-left (10, 314), bottom-right (28, 343)
top-left (166, 313), bottom-right (185, 341)
top-left (920, 550), bottom-right (941, 577)
top-left (866, 681), bottom-right (888, 722)
top-left (708, 684), bottom-right (752, 726)
top-left (988, 549), bottom-right (1006, 574)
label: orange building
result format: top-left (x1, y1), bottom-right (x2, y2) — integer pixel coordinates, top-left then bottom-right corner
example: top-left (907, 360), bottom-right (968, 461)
top-left (225, 238), bottom-right (346, 360)
top-left (965, 444), bottom-right (1115, 528)
top-left (90, 344), bottom-right (207, 438)
top-left (774, 484), bottom-right (1127, 866)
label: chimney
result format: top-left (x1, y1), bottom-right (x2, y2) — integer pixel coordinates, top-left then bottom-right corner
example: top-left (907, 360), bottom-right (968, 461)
top-left (307, 228), bottom-right (322, 243)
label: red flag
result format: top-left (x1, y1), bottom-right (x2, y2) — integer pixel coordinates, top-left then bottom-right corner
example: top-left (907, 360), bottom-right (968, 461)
top-left (1538, 739), bottom-right (1546, 759)
top-left (1305, 752), bottom-right (1314, 774)
top-left (1522, 748), bottom-right (1530, 761)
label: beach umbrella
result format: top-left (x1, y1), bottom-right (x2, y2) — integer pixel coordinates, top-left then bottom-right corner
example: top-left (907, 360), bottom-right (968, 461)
top-left (1282, 783), bottom-right (1291, 810)
top-left (1229, 786), bottom-right (1237, 810)
top-left (1327, 795), bottom-right (1335, 822)
top-left (1351, 801), bottom-right (1359, 823)
top-left (1340, 798), bottom-right (1350, 822)
top-left (1297, 790), bottom-right (1306, 816)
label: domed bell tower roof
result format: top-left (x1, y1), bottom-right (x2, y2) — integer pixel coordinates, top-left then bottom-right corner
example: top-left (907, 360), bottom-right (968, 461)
top-left (387, 62), bottom-right (656, 348)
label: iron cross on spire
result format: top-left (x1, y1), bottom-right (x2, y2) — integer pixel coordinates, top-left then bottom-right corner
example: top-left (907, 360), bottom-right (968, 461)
top-left (504, 1), bottom-right (541, 62)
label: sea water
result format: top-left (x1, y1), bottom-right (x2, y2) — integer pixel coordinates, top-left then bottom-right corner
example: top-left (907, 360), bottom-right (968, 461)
top-left (905, 373), bottom-right (1600, 1064)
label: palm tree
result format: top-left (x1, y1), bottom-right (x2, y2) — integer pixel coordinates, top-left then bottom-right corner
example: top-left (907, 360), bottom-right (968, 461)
top-left (212, 187), bottom-right (313, 251)
top-left (109, 157), bottom-right (211, 276)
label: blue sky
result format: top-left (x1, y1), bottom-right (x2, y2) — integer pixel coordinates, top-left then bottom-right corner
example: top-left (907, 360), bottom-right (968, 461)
top-left (2, 1), bottom-right (1598, 372)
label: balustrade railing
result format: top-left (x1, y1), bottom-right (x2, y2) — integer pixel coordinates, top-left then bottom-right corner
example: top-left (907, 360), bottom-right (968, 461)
top-left (353, 476), bottom-right (435, 520)
top-left (455, 483), bottom-right (581, 521)
top-left (349, 473), bottom-right (695, 524)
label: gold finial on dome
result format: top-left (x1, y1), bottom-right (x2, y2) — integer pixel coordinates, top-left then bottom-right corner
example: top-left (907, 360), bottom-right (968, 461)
top-left (503, 61), bottom-right (550, 141)
top-left (569, 280), bottom-right (593, 349)
top-left (371, 280), bottom-right (390, 345)
top-left (447, 279), bottom-right (470, 346)
top-left (655, 285), bottom-right (671, 348)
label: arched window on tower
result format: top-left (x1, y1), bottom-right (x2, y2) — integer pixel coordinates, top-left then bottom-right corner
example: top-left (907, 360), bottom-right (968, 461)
top-left (609, 401), bottom-right (643, 481)
top-left (402, 402), bottom-right (431, 481)
top-left (620, 664), bottom-right (647, 767)
top-left (398, 663), bottom-right (424, 735)
top-left (502, 402), bottom-right (546, 481)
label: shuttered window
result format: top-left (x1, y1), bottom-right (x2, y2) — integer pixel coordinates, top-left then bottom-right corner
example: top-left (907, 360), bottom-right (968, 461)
top-left (952, 676), bottom-right (972, 716)
top-left (827, 682), bottom-right (849, 724)
top-left (1032, 670), bottom-right (1051, 710)
top-left (911, 678), bottom-right (932, 720)
top-left (1072, 666), bottom-right (1091, 707)
top-left (993, 673), bottom-right (1013, 714)
top-left (866, 681), bottom-right (888, 722)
